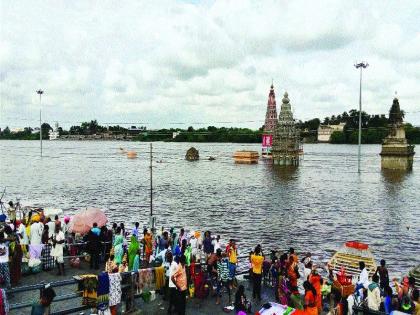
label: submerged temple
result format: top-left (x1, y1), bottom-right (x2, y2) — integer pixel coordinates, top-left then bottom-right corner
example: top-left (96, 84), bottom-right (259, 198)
top-left (261, 83), bottom-right (278, 157)
top-left (264, 83), bottom-right (278, 133)
top-left (380, 97), bottom-right (415, 170)
top-left (272, 92), bottom-right (301, 166)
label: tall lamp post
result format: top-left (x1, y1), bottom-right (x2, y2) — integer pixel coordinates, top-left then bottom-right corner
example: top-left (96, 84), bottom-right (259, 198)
top-left (354, 62), bottom-right (368, 173)
top-left (36, 90), bottom-right (44, 157)
top-left (149, 143), bottom-right (154, 230)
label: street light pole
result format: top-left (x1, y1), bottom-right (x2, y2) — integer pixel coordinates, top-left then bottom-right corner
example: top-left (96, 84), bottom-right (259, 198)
top-left (36, 90), bottom-right (44, 157)
top-left (354, 62), bottom-right (368, 173)
top-left (149, 142), bottom-right (153, 230)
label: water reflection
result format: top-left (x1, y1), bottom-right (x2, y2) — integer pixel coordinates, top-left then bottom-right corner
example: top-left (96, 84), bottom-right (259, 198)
top-left (381, 169), bottom-right (411, 196)
top-left (269, 165), bottom-right (299, 182)
top-left (381, 169), bottom-right (410, 184)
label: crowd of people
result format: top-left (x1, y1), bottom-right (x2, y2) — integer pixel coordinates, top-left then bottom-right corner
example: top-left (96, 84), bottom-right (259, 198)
top-left (105, 226), bottom-right (240, 314)
top-left (0, 205), bottom-right (418, 315)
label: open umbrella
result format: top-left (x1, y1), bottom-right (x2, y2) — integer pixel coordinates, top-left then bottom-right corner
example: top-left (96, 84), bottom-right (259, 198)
top-left (68, 207), bottom-right (108, 234)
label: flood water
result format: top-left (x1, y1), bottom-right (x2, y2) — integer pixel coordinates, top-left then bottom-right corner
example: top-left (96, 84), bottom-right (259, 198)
top-left (0, 140), bottom-right (419, 276)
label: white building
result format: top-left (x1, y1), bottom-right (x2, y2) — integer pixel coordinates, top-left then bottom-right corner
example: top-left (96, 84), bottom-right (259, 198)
top-left (10, 128), bottom-right (24, 133)
top-left (317, 123), bottom-right (346, 142)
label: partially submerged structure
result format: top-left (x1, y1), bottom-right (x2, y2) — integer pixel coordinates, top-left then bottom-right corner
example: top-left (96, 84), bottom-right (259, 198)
top-left (380, 97), bottom-right (415, 170)
top-left (233, 151), bottom-right (259, 164)
top-left (271, 92), bottom-right (302, 166)
top-left (262, 83), bottom-right (278, 158)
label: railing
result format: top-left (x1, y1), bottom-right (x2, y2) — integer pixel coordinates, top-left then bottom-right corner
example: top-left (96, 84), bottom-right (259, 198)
top-left (8, 254), bottom-right (253, 314)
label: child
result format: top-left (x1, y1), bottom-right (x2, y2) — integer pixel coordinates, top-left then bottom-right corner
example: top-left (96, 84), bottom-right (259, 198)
top-left (235, 285), bottom-right (251, 313)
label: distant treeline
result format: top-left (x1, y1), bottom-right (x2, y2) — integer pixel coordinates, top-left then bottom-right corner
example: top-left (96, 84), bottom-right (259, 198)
top-left (329, 124), bottom-right (420, 144)
top-left (135, 126), bottom-right (263, 143)
top-left (1, 110), bottom-right (419, 144)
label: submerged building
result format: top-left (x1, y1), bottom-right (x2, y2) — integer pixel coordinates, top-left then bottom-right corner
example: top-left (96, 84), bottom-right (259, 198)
top-left (262, 83), bottom-right (278, 157)
top-left (272, 92), bottom-right (302, 166)
top-left (380, 97), bottom-right (415, 170)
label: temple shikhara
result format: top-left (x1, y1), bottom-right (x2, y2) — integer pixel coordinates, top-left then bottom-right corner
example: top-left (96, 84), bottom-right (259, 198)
top-left (271, 92), bottom-right (302, 166)
top-left (261, 83), bottom-right (278, 157)
top-left (380, 97), bottom-right (415, 170)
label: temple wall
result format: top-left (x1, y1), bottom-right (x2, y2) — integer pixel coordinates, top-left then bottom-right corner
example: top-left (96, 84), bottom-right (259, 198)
top-left (381, 155), bottom-right (414, 170)
top-left (272, 157), bottom-right (299, 166)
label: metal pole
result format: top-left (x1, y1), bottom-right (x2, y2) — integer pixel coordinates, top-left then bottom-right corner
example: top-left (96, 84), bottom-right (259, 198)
top-left (354, 62), bottom-right (368, 173)
top-left (149, 142), bottom-right (153, 228)
top-left (37, 90), bottom-right (44, 157)
top-left (358, 67), bottom-right (362, 173)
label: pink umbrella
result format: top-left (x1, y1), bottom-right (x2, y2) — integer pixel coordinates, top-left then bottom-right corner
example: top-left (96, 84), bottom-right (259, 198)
top-left (68, 207), bottom-right (108, 234)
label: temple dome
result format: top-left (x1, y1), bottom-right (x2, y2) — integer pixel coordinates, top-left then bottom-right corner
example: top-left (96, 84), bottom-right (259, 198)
top-left (282, 92), bottom-right (289, 104)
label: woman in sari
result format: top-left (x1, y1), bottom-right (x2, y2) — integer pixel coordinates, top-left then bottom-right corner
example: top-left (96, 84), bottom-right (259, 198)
top-left (144, 231), bottom-right (153, 263)
top-left (309, 269), bottom-right (322, 314)
top-left (132, 249), bottom-right (141, 272)
top-left (113, 233), bottom-right (124, 265)
top-left (10, 237), bottom-right (23, 286)
top-left (303, 280), bottom-right (318, 315)
top-left (128, 235), bottom-right (139, 271)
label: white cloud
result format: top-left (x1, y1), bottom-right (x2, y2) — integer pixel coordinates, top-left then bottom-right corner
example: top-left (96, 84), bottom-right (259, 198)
top-left (1, 0), bottom-right (419, 129)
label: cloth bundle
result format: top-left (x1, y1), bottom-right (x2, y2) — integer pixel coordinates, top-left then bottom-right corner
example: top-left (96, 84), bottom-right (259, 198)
top-left (154, 266), bottom-right (165, 291)
top-left (97, 272), bottom-right (110, 311)
top-left (138, 268), bottom-right (154, 292)
top-left (108, 273), bottom-right (122, 307)
top-left (81, 275), bottom-right (99, 307)
top-left (29, 244), bottom-right (44, 259)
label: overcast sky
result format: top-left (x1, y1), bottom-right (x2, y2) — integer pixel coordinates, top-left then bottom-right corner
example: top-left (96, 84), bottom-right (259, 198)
top-left (1, 0), bottom-right (419, 129)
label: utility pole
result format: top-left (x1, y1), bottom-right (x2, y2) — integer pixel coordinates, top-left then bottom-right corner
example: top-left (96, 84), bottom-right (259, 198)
top-left (354, 62), bottom-right (368, 173)
top-left (36, 90), bottom-right (44, 157)
top-left (149, 142), bottom-right (153, 230)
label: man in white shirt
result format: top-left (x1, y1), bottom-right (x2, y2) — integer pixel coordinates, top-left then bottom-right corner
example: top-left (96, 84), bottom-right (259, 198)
top-left (46, 218), bottom-right (55, 239)
top-left (17, 221), bottom-right (29, 245)
top-left (168, 254), bottom-right (178, 314)
top-left (213, 235), bottom-right (222, 253)
top-left (355, 261), bottom-right (370, 299)
top-left (51, 224), bottom-right (65, 275)
top-left (367, 274), bottom-right (381, 311)
top-left (30, 220), bottom-right (44, 245)
top-left (132, 222), bottom-right (140, 239)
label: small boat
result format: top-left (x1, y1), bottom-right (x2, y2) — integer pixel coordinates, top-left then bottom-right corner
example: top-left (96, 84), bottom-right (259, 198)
top-left (233, 150), bottom-right (259, 164)
top-left (328, 241), bottom-right (377, 278)
top-left (126, 151), bottom-right (137, 159)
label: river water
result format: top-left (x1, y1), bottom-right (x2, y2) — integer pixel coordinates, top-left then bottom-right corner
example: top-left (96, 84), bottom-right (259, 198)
top-left (0, 140), bottom-right (419, 275)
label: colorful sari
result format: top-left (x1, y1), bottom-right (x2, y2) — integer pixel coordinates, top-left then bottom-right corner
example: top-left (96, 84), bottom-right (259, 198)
top-left (113, 235), bottom-right (124, 265)
top-left (128, 235), bottom-right (139, 271)
top-left (144, 233), bottom-right (153, 262)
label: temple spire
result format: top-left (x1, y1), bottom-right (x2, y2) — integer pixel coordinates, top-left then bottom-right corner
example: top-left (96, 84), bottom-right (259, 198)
top-left (264, 82), bottom-right (278, 133)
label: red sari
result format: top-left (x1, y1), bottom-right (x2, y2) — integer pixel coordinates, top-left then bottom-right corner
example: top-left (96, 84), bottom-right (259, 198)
top-left (309, 273), bottom-right (322, 312)
top-left (304, 290), bottom-right (318, 315)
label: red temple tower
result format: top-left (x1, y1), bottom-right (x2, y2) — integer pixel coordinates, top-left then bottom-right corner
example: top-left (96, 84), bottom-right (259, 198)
top-left (262, 83), bottom-right (278, 157)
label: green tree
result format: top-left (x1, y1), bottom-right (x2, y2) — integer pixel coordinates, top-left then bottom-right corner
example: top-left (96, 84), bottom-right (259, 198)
top-left (330, 131), bottom-right (346, 144)
top-left (41, 123), bottom-right (52, 139)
